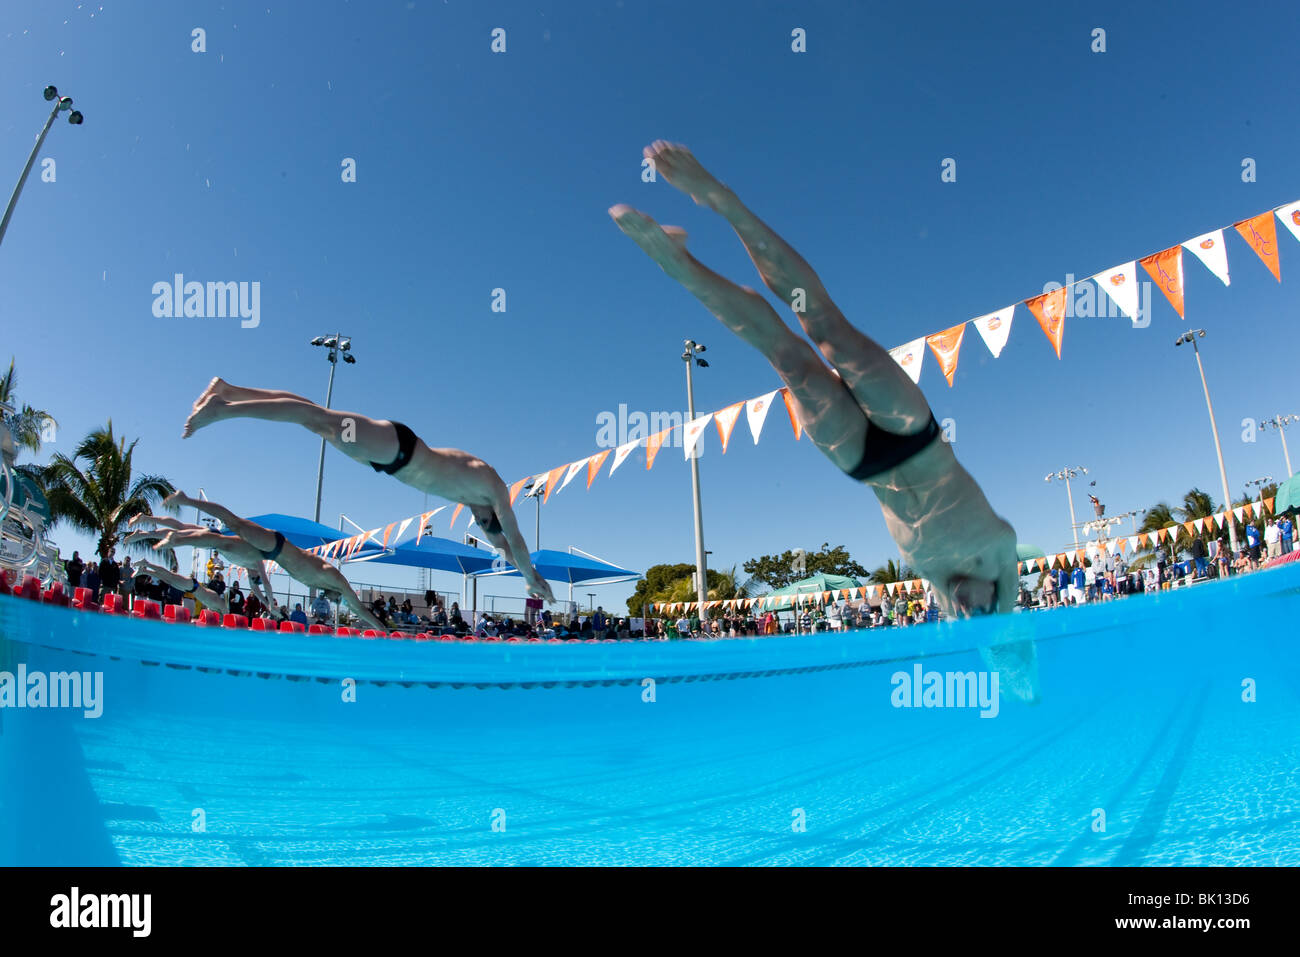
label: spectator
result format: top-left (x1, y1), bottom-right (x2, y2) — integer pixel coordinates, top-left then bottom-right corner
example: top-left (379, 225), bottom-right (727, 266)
top-left (1154, 545), bottom-right (1168, 584)
top-left (1114, 553), bottom-right (1128, 594)
top-left (401, 597), bottom-right (413, 616)
top-left (1190, 536), bottom-right (1208, 578)
top-left (65, 551), bottom-right (85, 589)
top-left (1245, 523), bottom-right (1262, 569)
top-left (119, 557), bottom-right (135, 600)
top-left (84, 561), bottom-right (101, 602)
top-left (1215, 539), bottom-right (1231, 578)
top-left (310, 592), bottom-right (332, 623)
top-left (99, 549), bottom-right (121, 597)
top-left (245, 591), bottom-right (263, 619)
top-left (277, 604), bottom-right (291, 622)
top-left (228, 581), bottom-right (246, 615)
top-left (207, 570), bottom-right (226, 597)
top-left (1070, 561), bottom-right (1086, 604)
top-left (592, 606), bottom-right (608, 640)
top-left (1264, 518), bottom-right (1281, 561)
top-left (290, 603), bottom-right (309, 626)
top-left (1279, 514), bottom-right (1294, 554)
top-left (387, 596), bottom-right (398, 617)
top-left (371, 596), bottom-right (391, 627)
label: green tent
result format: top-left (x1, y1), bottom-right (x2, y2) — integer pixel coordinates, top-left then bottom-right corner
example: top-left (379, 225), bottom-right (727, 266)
top-left (1016, 543), bottom-right (1045, 561)
top-left (1274, 474), bottom-right (1300, 515)
top-left (755, 572), bottom-right (864, 611)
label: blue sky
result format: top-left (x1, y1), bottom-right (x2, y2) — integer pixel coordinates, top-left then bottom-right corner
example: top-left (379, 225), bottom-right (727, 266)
top-left (3, 0), bottom-right (1298, 613)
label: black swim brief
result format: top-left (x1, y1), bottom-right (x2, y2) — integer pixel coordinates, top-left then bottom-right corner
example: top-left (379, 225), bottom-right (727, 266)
top-left (370, 421), bottom-right (418, 476)
top-left (845, 413), bottom-right (943, 482)
top-left (259, 531), bottom-right (286, 562)
top-left (478, 510), bottom-right (504, 536)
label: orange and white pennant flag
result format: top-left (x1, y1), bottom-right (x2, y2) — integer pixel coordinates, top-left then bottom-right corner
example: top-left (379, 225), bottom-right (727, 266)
top-left (1182, 230), bottom-right (1231, 287)
top-left (683, 413), bottom-right (714, 459)
top-left (925, 323), bottom-right (966, 387)
top-left (1024, 287), bottom-right (1069, 359)
top-left (713, 402), bottom-right (744, 453)
top-left (1193, 518), bottom-right (1205, 534)
top-left (586, 450), bottom-right (611, 488)
top-left (1091, 262), bottom-right (1141, 321)
top-left (559, 459), bottom-right (586, 494)
top-left (1251, 501), bottom-right (1263, 518)
top-left (1140, 246), bottom-right (1186, 318)
top-left (416, 506), bottom-right (445, 543)
top-left (645, 429), bottom-right (671, 470)
top-left (509, 478), bottom-right (529, 507)
top-left (1275, 200), bottom-right (1300, 245)
top-left (449, 503), bottom-right (464, 529)
top-left (888, 337), bottom-right (927, 384)
top-left (1234, 211), bottom-right (1281, 281)
top-left (541, 465), bottom-right (566, 504)
top-left (395, 517), bottom-right (414, 543)
top-left (746, 389), bottom-right (780, 444)
top-left (609, 437), bottom-right (640, 477)
top-left (780, 389), bottom-right (803, 441)
top-left (971, 306), bottom-right (1014, 359)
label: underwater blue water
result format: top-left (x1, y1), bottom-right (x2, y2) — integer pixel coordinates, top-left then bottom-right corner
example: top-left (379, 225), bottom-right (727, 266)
top-left (2, 563), bottom-right (1298, 866)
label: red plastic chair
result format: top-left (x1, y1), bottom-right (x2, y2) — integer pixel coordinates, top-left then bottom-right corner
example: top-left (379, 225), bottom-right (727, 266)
top-left (307, 623), bottom-right (334, 635)
top-left (360, 629), bottom-right (385, 639)
top-left (42, 583), bottom-right (70, 607)
top-left (434, 634), bottom-right (456, 642)
top-left (162, 604), bottom-right (192, 624)
top-left (223, 613), bottom-right (250, 629)
top-left (250, 617), bottom-right (279, 633)
top-left (334, 626), bottom-right (359, 637)
top-left (17, 575), bottom-right (43, 601)
top-left (131, 599), bottom-right (162, 620)
top-left (0, 570), bottom-right (10, 595)
top-left (194, 609), bottom-right (221, 626)
top-left (504, 636), bottom-right (521, 643)
top-left (100, 593), bottom-right (128, 615)
top-left (279, 620), bottom-right (306, 634)
top-left (71, 586), bottom-right (99, 612)
top-left (545, 637), bottom-right (563, 643)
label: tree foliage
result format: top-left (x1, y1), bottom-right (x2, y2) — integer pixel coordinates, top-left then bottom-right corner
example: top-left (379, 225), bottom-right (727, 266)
top-left (741, 543), bottom-right (868, 592)
top-left (38, 421), bottom-right (176, 559)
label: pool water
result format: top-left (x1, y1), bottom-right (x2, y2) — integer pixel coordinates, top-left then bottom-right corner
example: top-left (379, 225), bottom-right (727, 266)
top-left (2, 562), bottom-right (1298, 866)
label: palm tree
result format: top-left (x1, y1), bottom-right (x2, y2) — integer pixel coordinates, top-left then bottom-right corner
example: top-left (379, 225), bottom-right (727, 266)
top-left (869, 559), bottom-right (917, 584)
top-left (1176, 488), bottom-right (1216, 522)
top-left (38, 422), bottom-right (176, 560)
top-left (0, 358), bottom-right (56, 460)
top-left (1131, 501), bottom-right (1177, 569)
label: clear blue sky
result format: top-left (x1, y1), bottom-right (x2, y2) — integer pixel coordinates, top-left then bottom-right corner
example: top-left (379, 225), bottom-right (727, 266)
top-left (3, 0), bottom-right (1298, 613)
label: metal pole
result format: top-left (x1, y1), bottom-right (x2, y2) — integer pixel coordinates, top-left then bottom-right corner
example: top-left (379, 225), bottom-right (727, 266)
top-left (1191, 339), bottom-right (1238, 553)
top-left (535, 496), bottom-right (540, 552)
top-left (312, 339), bottom-right (338, 524)
top-left (0, 102), bottom-right (60, 249)
top-left (1064, 473), bottom-right (1080, 550)
top-left (1277, 425), bottom-right (1294, 479)
top-left (685, 357), bottom-right (708, 619)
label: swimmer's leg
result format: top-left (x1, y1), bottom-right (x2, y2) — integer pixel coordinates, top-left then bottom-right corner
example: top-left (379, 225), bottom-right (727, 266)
top-left (610, 204), bottom-right (867, 472)
top-left (165, 493), bottom-right (282, 556)
top-left (645, 141), bottom-right (930, 434)
top-left (183, 390), bottom-right (403, 467)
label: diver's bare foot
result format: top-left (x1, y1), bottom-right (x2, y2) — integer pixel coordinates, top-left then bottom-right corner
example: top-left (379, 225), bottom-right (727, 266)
top-left (124, 530), bottom-right (159, 546)
top-left (190, 377), bottom-right (225, 417)
top-left (609, 205), bottom-right (695, 279)
top-left (645, 141), bottom-right (735, 212)
top-left (183, 393), bottom-right (228, 438)
top-left (128, 513), bottom-right (156, 528)
top-left (163, 490), bottom-right (193, 511)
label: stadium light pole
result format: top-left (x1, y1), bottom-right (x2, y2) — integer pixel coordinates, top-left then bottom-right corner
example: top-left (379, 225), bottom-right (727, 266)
top-left (0, 86), bottom-right (85, 249)
top-left (683, 339), bottom-right (710, 620)
top-left (309, 334), bottom-right (356, 524)
top-left (1260, 414), bottom-right (1297, 478)
top-left (1044, 466), bottom-right (1087, 549)
top-left (1175, 329), bottom-right (1238, 553)
top-left (521, 477), bottom-right (544, 551)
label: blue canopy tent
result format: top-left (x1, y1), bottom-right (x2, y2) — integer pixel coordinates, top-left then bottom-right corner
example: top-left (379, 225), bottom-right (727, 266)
top-left (477, 549), bottom-right (641, 587)
top-left (342, 535), bottom-right (500, 575)
top-left (224, 513), bottom-right (363, 551)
